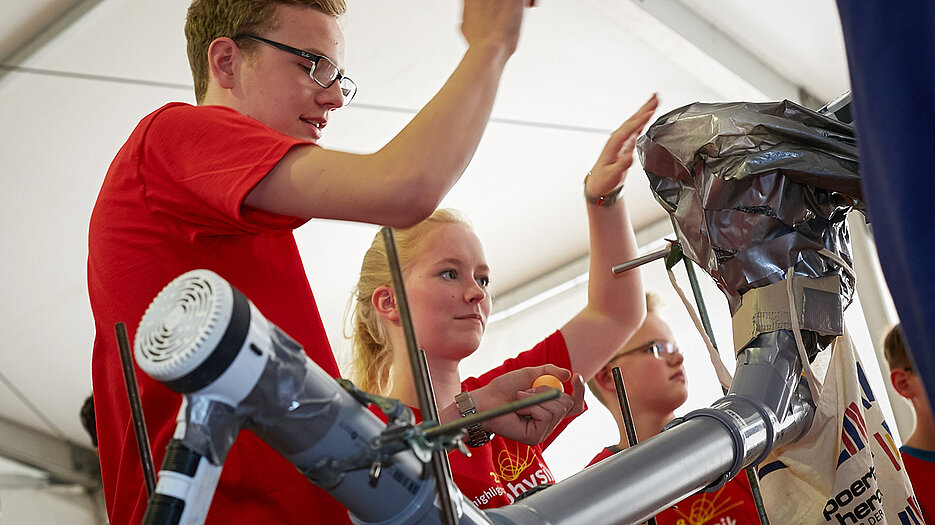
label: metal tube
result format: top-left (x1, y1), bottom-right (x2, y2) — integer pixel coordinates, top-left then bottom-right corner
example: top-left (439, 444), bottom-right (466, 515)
top-left (486, 330), bottom-right (815, 525)
top-left (670, 215), bottom-right (770, 524)
top-left (488, 417), bottom-right (736, 525)
top-left (611, 245), bottom-right (670, 275)
top-left (487, 394), bottom-right (813, 525)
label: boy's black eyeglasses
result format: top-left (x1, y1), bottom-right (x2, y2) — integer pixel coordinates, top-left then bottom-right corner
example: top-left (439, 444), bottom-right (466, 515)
top-left (235, 34), bottom-right (357, 105)
top-left (611, 340), bottom-right (681, 361)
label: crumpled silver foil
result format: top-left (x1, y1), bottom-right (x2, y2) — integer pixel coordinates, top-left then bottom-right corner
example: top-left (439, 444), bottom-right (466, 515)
top-left (637, 100), bottom-right (862, 314)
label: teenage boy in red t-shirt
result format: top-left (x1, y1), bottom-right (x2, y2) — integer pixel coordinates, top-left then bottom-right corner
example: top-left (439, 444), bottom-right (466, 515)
top-left (87, 1), bottom-right (583, 524)
top-left (585, 293), bottom-right (763, 524)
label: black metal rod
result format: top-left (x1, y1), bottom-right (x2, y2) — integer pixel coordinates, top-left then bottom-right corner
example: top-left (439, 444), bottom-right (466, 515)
top-left (383, 228), bottom-right (439, 422)
top-left (373, 390), bottom-right (561, 458)
top-left (382, 228), bottom-right (458, 525)
top-left (745, 466), bottom-right (771, 524)
top-left (423, 389), bottom-right (559, 440)
top-left (416, 348), bottom-right (440, 421)
top-left (611, 366), bottom-right (656, 525)
top-left (416, 348), bottom-right (460, 513)
top-left (114, 322), bottom-right (157, 497)
top-left (611, 367), bottom-right (639, 447)
top-left (667, 217), bottom-right (720, 356)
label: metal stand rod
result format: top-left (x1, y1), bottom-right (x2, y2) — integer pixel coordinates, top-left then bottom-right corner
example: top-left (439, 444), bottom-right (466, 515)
top-left (744, 467), bottom-right (770, 525)
top-left (611, 368), bottom-right (639, 448)
top-left (611, 367), bottom-right (656, 525)
top-left (383, 228), bottom-right (459, 525)
top-left (680, 262), bottom-right (772, 524)
top-left (114, 321), bottom-right (157, 497)
top-left (421, 390), bottom-right (559, 441)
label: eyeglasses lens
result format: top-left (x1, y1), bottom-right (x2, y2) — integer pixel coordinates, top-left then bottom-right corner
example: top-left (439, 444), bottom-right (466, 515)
top-left (310, 58), bottom-right (356, 104)
top-left (652, 342), bottom-right (680, 359)
top-left (339, 78), bottom-right (357, 102)
top-left (310, 59), bottom-right (336, 87)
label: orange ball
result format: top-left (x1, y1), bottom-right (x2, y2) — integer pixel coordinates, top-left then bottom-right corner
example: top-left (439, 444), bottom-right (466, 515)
top-left (532, 374), bottom-right (564, 392)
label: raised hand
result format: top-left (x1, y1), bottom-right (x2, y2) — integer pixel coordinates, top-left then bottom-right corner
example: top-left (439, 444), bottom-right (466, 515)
top-left (461, 0), bottom-right (535, 56)
top-left (585, 94), bottom-right (659, 200)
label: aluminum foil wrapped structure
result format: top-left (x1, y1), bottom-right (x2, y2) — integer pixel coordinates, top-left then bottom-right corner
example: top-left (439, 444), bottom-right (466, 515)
top-left (480, 102), bottom-right (866, 523)
top-left (638, 100), bottom-right (862, 314)
top-left (475, 100), bottom-right (863, 524)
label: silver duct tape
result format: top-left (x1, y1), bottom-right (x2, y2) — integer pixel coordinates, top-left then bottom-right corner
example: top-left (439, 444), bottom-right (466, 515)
top-left (732, 276), bottom-right (843, 354)
top-left (637, 100), bottom-right (862, 313)
top-left (169, 321), bottom-right (359, 475)
top-left (173, 320), bottom-right (452, 523)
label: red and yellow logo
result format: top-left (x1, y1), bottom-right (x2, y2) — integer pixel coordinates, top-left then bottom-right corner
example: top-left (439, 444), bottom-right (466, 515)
top-left (496, 443), bottom-right (536, 482)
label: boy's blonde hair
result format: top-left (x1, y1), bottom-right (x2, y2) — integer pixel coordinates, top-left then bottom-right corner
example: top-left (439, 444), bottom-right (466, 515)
top-left (883, 323), bottom-right (911, 371)
top-left (185, 0), bottom-right (347, 103)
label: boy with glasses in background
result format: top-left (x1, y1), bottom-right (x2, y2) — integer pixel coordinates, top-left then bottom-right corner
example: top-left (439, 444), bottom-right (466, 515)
top-left (585, 292), bottom-right (762, 524)
top-left (88, 1), bottom-right (548, 523)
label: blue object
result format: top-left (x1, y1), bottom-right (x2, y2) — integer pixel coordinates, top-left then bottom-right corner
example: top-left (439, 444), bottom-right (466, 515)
top-left (836, 0), bottom-right (935, 415)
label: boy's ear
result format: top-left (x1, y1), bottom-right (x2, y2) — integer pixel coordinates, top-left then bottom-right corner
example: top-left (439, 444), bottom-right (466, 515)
top-left (372, 286), bottom-right (399, 322)
top-left (890, 369), bottom-right (915, 399)
top-left (207, 37), bottom-right (238, 90)
top-left (593, 365), bottom-right (616, 393)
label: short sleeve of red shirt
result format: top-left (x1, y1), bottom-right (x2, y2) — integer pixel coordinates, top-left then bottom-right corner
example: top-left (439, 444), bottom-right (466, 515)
top-left (587, 447), bottom-right (616, 467)
top-left (139, 103), bottom-right (308, 234)
top-left (463, 330), bottom-right (574, 390)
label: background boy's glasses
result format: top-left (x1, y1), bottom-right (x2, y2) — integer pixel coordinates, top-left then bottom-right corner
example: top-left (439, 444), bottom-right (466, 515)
top-left (613, 340), bottom-right (681, 361)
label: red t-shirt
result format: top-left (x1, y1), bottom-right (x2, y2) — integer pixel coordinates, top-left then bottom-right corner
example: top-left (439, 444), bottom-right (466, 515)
top-left (379, 331), bottom-right (580, 510)
top-left (457, 331), bottom-right (580, 508)
top-left (900, 446), bottom-right (935, 523)
top-left (88, 103), bottom-right (349, 524)
top-left (588, 448), bottom-right (763, 524)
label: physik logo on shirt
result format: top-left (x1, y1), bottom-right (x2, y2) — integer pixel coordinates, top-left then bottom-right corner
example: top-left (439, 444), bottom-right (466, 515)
top-left (668, 489), bottom-right (744, 525)
top-left (494, 443), bottom-right (554, 504)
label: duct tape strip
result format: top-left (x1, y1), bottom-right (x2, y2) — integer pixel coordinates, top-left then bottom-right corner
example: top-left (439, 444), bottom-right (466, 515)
top-left (731, 275), bottom-right (843, 356)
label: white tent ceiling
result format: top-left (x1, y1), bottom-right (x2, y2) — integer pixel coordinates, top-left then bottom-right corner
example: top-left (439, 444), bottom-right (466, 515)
top-left (0, 0), bottom-right (853, 500)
